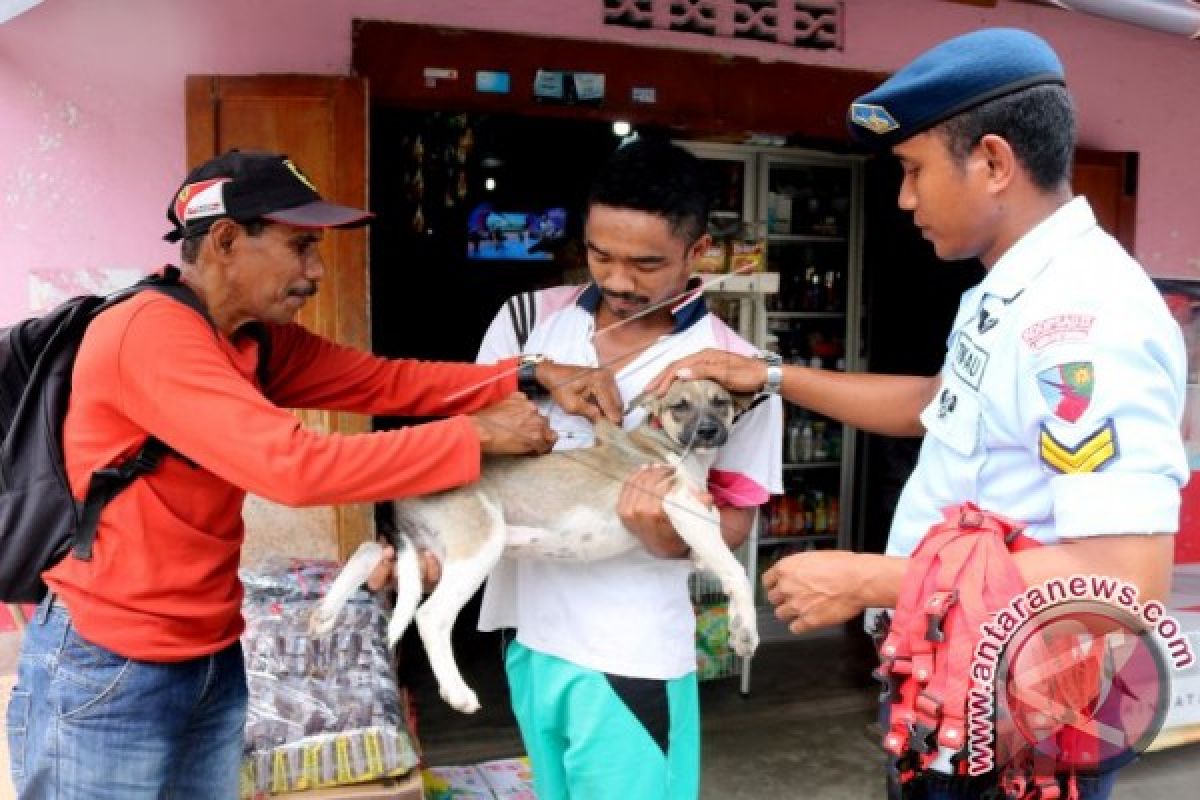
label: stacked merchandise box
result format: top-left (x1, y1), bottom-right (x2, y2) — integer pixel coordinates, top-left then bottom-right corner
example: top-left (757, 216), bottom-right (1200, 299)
top-left (239, 560), bottom-right (420, 798)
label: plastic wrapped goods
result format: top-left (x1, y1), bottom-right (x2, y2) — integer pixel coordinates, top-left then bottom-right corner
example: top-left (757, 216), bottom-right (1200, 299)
top-left (238, 559), bottom-right (420, 798)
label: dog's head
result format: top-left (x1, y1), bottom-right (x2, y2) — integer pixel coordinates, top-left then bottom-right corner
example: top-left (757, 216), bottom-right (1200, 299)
top-left (630, 379), bottom-right (755, 453)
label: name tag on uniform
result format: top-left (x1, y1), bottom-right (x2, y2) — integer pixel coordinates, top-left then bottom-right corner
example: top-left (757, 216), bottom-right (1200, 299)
top-left (951, 332), bottom-right (989, 390)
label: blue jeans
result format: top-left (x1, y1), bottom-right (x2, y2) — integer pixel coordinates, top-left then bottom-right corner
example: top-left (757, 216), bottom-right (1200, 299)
top-left (6, 595), bottom-right (248, 799)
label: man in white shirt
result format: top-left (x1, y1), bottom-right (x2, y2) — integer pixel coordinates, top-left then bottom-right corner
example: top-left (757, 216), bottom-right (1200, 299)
top-left (476, 138), bottom-right (782, 800)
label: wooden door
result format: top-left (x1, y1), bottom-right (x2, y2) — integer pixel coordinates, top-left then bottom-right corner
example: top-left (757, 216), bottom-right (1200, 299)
top-left (185, 75), bottom-right (373, 560)
top-left (1073, 149), bottom-right (1137, 252)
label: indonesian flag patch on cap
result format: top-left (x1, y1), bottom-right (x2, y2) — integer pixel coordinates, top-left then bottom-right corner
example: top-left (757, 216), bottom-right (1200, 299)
top-left (174, 177), bottom-right (230, 225)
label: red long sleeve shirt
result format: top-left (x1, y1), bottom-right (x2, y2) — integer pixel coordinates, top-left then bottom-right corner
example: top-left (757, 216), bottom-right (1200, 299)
top-left (45, 290), bottom-right (516, 661)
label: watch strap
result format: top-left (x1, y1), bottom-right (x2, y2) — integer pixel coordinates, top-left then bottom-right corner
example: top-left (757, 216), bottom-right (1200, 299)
top-left (758, 350), bottom-right (783, 395)
top-left (517, 355), bottom-right (545, 396)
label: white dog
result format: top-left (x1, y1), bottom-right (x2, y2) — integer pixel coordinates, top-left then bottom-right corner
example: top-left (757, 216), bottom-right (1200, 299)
top-left (311, 379), bottom-right (760, 713)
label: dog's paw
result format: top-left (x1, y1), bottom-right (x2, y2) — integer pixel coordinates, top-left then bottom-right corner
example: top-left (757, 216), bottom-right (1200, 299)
top-left (729, 616), bottom-right (760, 658)
top-left (308, 601), bottom-right (340, 636)
top-left (441, 684), bottom-right (481, 714)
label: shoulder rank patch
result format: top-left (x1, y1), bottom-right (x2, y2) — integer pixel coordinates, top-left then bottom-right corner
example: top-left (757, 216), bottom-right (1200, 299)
top-left (1037, 362), bottom-right (1094, 423)
top-left (1039, 419), bottom-right (1118, 474)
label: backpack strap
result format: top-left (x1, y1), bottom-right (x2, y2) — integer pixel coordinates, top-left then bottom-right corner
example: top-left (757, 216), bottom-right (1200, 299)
top-left (70, 267), bottom-right (271, 561)
top-left (73, 437), bottom-right (172, 561)
top-left (505, 291), bottom-right (537, 350)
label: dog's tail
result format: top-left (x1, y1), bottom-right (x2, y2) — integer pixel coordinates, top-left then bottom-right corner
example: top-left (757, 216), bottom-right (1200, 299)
top-left (388, 533), bottom-right (423, 648)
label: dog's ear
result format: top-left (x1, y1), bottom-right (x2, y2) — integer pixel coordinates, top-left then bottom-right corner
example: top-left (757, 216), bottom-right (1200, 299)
top-left (731, 391), bottom-right (768, 423)
top-left (732, 391), bottom-right (759, 415)
top-left (625, 390), bottom-right (663, 420)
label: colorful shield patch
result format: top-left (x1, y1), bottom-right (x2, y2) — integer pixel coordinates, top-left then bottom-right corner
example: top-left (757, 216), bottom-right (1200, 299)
top-left (1037, 362), bottom-right (1094, 423)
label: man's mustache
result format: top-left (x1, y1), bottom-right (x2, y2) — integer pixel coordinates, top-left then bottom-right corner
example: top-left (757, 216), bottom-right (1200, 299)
top-left (288, 283), bottom-right (318, 298)
top-left (600, 288), bottom-right (649, 305)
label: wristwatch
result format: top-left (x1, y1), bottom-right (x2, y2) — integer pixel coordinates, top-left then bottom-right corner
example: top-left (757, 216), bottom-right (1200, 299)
top-left (759, 350), bottom-right (784, 395)
top-left (517, 353), bottom-right (547, 396)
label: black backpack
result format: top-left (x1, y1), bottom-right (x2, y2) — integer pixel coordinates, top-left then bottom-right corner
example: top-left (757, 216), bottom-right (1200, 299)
top-left (0, 267), bottom-right (251, 603)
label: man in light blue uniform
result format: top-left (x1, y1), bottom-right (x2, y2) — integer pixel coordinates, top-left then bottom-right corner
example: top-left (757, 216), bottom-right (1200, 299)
top-left (648, 28), bottom-right (1187, 799)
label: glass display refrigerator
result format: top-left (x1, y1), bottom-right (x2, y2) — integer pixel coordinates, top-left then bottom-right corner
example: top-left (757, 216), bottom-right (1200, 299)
top-left (679, 141), bottom-right (865, 691)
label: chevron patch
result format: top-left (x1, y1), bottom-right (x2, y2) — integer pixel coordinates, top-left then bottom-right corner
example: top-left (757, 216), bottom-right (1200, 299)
top-left (1039, 419), bottom-right (1119, 474)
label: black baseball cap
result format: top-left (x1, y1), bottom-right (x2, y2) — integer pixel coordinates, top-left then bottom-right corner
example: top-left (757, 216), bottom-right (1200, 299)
top-left (163, 149), bottom-right (373, 242)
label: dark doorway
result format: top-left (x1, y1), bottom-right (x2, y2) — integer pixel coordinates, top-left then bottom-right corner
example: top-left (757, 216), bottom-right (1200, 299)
top-left (855, 156), bottom-right (985, 555)
top-left (369, 109), bottom-right (619, 365)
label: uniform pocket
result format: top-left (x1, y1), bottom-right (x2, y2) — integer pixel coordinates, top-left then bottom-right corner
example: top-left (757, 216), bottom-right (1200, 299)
top-left (6, 688), bottom-right (31, 780)
top-left (921, 382), bottom-right (983, 457)
top-left (53, 626), bottom-right (132, 720)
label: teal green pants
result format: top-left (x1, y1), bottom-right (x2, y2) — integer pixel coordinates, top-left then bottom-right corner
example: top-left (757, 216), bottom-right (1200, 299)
top-left (505, 641), bottom-right (700, 800)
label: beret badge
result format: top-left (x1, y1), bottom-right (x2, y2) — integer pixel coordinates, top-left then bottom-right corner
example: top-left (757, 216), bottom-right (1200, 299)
top-left (850, 103), bottom-right (900, 135)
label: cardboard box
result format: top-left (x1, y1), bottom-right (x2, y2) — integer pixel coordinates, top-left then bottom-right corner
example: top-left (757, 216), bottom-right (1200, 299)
top-left (730, 239), bottom-right (766, 273)
top-left (268, 771), bottom-right (422, 800)
top-left (694, 241), bottom-right (728, 273)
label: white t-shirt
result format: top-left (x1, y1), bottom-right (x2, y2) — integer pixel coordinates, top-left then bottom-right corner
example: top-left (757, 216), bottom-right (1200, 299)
top-left (476, 282), bottom-right (783, 679)
top-left (888, 198), bottom-right (1188, 556)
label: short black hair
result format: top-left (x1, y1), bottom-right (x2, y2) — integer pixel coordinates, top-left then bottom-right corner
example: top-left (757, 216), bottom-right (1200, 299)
top-left (587, 137), bottom-right (712, 244)
top-left (179, 218), bottom-right (268, 264)
top-left (936, 83), bottom-right (1076, 191)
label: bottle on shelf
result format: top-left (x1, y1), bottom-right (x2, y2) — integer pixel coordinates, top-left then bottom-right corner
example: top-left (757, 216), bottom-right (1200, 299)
top-left (828, 495), bottom-right (840, 534)
top-left (767, 497), bottom-right (784, 537)
top-left (824, 268), bottom-right (842, 312)
top-left (792, 492), bottom-right (808, 537)
top-left (812, 420), bottom-right (828, 461)
top-left (798, 417), bottom-right (814, 463)
top-left (812, 490), bottom-right (828, 535)
top-left (806, 267), bottom-right (822, 311)
top-left (785, 412), bottom-right (805, 464)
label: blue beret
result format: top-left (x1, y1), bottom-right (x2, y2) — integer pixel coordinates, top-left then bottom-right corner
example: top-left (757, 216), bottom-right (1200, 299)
top-left (848, 28), bottom-right (1065, 149)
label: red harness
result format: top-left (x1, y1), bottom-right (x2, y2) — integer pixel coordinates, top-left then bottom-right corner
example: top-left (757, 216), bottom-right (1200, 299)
top-left (878, 503), bottom-right (1103, 800)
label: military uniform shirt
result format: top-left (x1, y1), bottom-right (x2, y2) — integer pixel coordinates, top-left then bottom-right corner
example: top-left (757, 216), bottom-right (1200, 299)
top-left (888, 198), bottom-right (1188, 556)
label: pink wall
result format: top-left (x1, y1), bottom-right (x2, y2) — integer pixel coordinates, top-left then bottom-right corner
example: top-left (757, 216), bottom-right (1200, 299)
top-left (2, 0), bottom-right (1198, 324)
